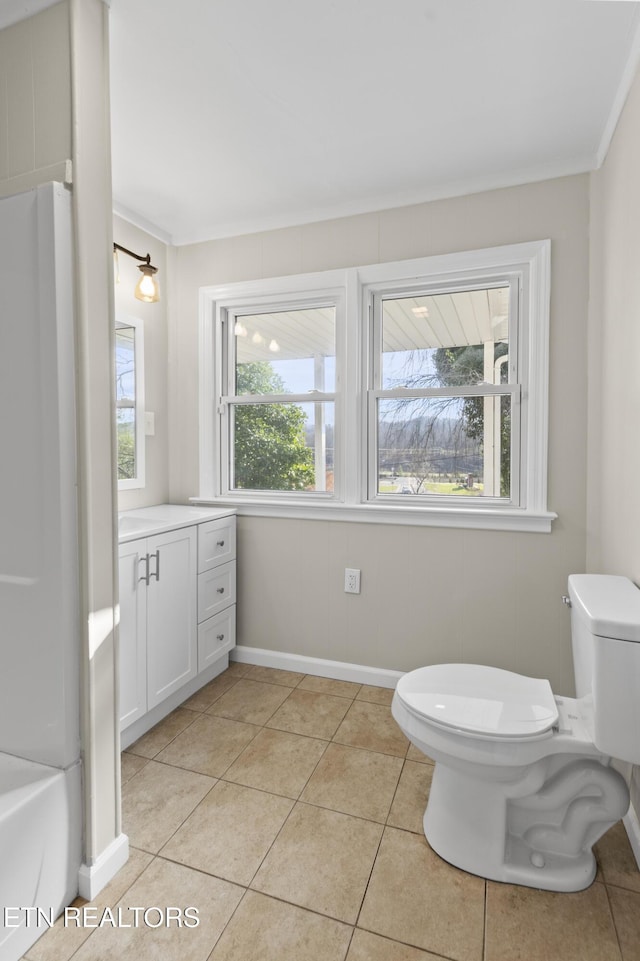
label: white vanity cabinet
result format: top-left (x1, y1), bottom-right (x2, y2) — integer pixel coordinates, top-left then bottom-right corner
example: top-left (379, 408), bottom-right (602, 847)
top-left (118, 526), bottom-right (197, 729)
top-left (118, 506), bottom-right (236, 747)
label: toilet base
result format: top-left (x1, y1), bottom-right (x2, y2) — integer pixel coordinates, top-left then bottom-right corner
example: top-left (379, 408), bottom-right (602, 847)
top-left (424, 756), bottom-right (628, 892)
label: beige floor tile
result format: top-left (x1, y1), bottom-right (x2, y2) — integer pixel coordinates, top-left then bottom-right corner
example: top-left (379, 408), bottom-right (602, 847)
top-left (406, 743), bottom-right (434, 763)
top-left (69, 857), bottom-right (243, 961)
top-left (121, 752), bottom-right (149, 785)
top-left (206, 678), bottom-right (292, 725)
top-left (242, 664), bottom-right (305, 687)
top-left (126, 707), bottom-right (200, 758)
top-left (210, 890), bottom-right (352, 961)
top-left (252, 802), bottom-right (383, 923)
top-left (359, 827), bottom-right (485, 961)
top-left (161, 780), bottom-right (293, 886)
top-left (224, 727), bottom-right (327, 798)
top-left (25, 849), bottom-right (153, 961)
top-left (122, 760), bottom-right (216, 852)
top-left (333, 701), bottom-right (410, 757)
top-left (485, 879), bottom-right (622, 961)
top-left (155, 714), bottom-right (259, 777)
top-left (182, 673), bottom-right (239, 713)
top-left (300, 743), bottom-right (403, 822)
top-left (356, 685), bottom-right (395, 707)
top-left (225, 661), bottom-right (252, 677)
top-left (298, 675), bottom-right (362, 698)
top-left (347, 929), bottom-right (448, 961)
top-left (266, 688), bottom-right (351, 740)
top-left (387, 760), bottom-right (433, 834)
top-left (607, 885), bottom-right (640, 961)
top-left (596, 822), bottom-right (640, 894)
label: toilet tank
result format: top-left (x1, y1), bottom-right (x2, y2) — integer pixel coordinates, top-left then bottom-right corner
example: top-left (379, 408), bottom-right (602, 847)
top-left (568, 574), bottom-right (640, 764)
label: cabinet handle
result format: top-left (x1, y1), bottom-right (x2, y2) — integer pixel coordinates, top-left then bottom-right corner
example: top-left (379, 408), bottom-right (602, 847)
top-left (138, 554), bottom-right (150, 585)
top-left (149, 549), bottom-right (160, 582)
top-left (216, 587), bottom-right (225, 594)
top-left (217, 634), bottom-right (225, 641)
top-left (216, 540), bottom-right (225, 547)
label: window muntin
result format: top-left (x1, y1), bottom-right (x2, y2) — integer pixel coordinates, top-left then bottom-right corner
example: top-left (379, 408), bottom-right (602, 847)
top-left (369, 282), bottom-right (518, 504)
top-left (221, 303), bottom-right (337, 496)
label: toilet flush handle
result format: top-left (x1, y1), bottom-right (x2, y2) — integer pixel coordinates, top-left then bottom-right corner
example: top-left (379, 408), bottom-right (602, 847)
top-left (562, 595), bottom-right (572, 608)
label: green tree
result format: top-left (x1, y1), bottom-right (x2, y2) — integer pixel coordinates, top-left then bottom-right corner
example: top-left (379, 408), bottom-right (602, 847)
top-left (433, 344), bottom-right (510, 496)
top-left (234, 362), bottom-right (315, 490)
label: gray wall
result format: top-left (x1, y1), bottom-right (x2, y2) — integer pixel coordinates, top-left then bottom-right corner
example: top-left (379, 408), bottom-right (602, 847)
top-left (169, 174), bottom-right (590, 695)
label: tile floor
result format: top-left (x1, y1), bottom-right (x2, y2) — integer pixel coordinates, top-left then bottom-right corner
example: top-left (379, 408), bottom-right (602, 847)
top-left (23, 661), bottom-right (640, 961)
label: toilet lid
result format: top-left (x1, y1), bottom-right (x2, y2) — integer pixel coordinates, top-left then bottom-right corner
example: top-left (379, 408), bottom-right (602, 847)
top-left (396, 664), bottom-right (559, 739)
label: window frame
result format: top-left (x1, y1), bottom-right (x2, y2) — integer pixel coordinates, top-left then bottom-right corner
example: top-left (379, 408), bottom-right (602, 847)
top-left (197, 240), bottom-right (555, 532)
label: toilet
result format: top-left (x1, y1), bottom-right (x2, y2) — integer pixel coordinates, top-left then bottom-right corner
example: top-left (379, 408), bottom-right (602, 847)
top-left (392, 574), bottom-right (640, 892)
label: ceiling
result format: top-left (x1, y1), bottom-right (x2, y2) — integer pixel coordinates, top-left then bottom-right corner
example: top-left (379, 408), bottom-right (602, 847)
top-left (105, 1), bottom-right (639, 245)
top-left (2, 0), bottom-right (638, 245)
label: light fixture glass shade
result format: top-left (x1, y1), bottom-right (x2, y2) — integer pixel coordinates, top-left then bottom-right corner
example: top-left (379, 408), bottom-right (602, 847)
top-left (135, 264), bottom-right (160, 303)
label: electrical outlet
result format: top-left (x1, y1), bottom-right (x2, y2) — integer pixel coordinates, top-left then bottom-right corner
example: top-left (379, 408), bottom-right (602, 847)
top-left (344, 568), bottom-right (361, 594)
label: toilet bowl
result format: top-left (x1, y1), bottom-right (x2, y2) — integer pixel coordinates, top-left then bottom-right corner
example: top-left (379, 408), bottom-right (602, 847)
top-left (392, 574), bottom-right (640, 892)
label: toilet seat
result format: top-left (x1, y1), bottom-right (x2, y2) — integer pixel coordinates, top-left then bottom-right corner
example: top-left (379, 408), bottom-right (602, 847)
top-left (396, 664), bottom-right (559, 740)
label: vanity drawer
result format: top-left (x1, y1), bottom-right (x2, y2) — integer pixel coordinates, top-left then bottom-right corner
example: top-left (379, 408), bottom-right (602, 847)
top-left (198, 516), bottom-right (236, 572)
top-left (198, 561), bottom-right (236, 622)
top-left (198, 607), bottom-right (236, 669)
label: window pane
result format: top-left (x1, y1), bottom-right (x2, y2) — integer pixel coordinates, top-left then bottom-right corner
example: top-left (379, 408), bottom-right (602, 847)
top-left (381, 287), bottom-right (509, 390)
top-left (377, 395), bottom-right (511, 498)
top-left (232, 401), bottom-right (334, 492)
top-left (115, 326), bottom-right (136, 480)
top-left (235, 307), bottom-right (335, 395)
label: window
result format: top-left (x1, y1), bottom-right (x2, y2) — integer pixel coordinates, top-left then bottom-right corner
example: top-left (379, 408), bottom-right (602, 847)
top-left (115, 315), bottom-right (145, 490)
top-left (226, 304), bottom-right (336, 494)
top-left (199, 242), bottom-right (554, 531)
top-left (368, 283), bottom-right (517, 503)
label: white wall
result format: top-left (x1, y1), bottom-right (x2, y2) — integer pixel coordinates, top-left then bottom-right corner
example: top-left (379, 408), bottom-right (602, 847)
top-left (588, 66), bottom-right (640, 819)
top-left (0, 0), bottom-right (71, 197)
top-left (169, 174), bottom-right (590, 694)
top-left (114, 215), bottom-right (170, 510)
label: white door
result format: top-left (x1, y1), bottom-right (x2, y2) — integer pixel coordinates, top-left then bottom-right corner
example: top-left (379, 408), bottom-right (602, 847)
top-left (118, 539), bottom-right (147, 729)
top-left (146, 526), bottom-right (197, 709)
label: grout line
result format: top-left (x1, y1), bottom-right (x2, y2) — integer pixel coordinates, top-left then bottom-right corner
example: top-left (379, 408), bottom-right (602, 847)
top-left (602, 881), bottom-right (629, 960)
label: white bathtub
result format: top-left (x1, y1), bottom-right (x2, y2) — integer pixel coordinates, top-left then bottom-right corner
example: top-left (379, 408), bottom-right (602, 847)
top-left (0, 752), bottom-right (81, 961)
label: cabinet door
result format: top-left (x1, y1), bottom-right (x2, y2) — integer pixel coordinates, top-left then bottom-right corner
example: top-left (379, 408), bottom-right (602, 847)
top-left (146, 526), bottom-right (197, 709)
top-left (118, 539), bottom-right (147, 730)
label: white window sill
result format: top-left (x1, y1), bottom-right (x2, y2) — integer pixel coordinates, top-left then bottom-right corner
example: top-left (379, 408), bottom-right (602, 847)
top-left (190, 497), bottom-right (557, 533)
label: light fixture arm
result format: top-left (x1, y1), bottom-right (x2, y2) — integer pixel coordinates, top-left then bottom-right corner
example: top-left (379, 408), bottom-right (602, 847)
top-left (113, 242), bottom-right (160, 303)
top-left (113, 242), bottom-right (154, 269)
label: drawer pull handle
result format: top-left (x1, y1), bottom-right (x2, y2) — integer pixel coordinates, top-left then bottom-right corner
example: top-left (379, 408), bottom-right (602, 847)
top-left (217, 540), bottom-right (225, 547)
top-left (216, 633), bottom-right (225, 641)
top-left (216, 587), bottom-right (225, 594)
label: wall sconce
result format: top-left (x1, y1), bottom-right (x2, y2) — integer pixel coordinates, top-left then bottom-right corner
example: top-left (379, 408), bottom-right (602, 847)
top-left (113, 242), bottom-right (160, 303)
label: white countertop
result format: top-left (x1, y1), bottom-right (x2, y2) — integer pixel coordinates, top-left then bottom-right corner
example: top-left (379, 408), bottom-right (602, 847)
top-left (118, 504), bottom-right (236, 543)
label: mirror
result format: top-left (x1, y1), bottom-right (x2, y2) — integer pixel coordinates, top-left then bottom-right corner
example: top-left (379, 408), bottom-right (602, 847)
top-left (115, 315), bottom-right (145, 489)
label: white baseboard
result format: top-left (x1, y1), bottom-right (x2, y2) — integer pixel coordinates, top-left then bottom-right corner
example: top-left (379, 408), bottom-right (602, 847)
top-left (623, 802), bottom-right (640, 871)
top-left (78, 833), bottom-right (129, 901)
top-left (231, 645), bottom-right (403, 689)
